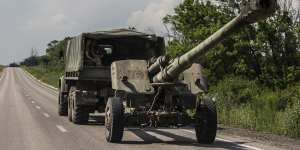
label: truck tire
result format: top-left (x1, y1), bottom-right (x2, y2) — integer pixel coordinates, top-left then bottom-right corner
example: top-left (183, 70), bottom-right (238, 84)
top-left (105, 97), bottom-right (124, 143)
top-left (58, 92), bottom-right (68, 116)
top-left (72, 105), bottom-right (89, 124)
top-left (68, 99), bottom-right (73, 122)
top-left (68, 86), bottom-right (89, 124)
top-left (195, 99), bottom-right (217, 144)
top-left (68, 87), bottom-right (75, 122)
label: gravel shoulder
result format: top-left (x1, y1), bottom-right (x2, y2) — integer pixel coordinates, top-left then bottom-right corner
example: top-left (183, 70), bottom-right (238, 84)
top-left (218, 125), bottom-right (300, 150)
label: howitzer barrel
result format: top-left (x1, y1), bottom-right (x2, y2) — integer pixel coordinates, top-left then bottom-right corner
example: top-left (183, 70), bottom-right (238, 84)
top-left (153, 0), bottom-right (277, 83)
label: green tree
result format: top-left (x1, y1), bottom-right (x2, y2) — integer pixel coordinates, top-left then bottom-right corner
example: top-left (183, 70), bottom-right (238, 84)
top-left (163, 0), bottom-right (300, 89)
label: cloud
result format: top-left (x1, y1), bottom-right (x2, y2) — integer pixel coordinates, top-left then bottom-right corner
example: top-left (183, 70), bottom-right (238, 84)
top-left (127, 0), bottom-right (181, 35)
top-left (21, 0), bottom-right (154, 33)
top-left (0, 0), bottom-right (153, 64)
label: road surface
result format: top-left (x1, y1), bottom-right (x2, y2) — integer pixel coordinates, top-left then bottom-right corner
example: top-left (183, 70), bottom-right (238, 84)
top-left (0, 68), bottom-right (284, 150)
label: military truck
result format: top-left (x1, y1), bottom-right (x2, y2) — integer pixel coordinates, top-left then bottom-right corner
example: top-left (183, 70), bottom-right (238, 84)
top-left (58, 29), bottom-right (165, 122)
top-left (58, 0), bottom-right (277, 144)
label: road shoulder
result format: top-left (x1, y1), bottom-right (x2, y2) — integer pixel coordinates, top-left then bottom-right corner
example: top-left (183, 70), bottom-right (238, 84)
top-left (218, 125), bottom-right (300, 150)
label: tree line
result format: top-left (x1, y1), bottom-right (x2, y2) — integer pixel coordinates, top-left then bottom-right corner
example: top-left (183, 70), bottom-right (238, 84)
top-left (164, 0), bottom-right (300, 89)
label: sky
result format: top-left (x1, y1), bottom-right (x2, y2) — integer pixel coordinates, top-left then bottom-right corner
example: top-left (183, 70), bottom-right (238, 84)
top-left (0, 0), bottom-right (299, 65)
top-left (0, 0), bottom-right (181, 65)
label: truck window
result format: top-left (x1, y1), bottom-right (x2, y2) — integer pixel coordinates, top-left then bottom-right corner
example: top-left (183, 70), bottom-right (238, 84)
top-left (84, 37), bottom-right (164, 67)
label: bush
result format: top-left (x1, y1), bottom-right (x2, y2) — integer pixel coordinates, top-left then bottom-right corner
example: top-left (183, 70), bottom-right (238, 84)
top-left (210, 76), bottom-right (260, 109)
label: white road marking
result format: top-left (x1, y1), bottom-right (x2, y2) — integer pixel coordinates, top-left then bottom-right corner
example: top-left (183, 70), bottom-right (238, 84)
top-left (56, 125), bottom-right (68, 133)
top-left (43, 113), bottom-right (50, 118)
top-left (31, 101), bottom-right (35, 104)
top-left (181, 129), bottom-right (263, 150)
top-left (145, 131), bottom-right (175, 141)
top-left (35, 106), bottom-right (41, 109)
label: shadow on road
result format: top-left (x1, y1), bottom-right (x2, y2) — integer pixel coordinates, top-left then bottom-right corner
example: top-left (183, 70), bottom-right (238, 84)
top-left (86, 114), bottom-right (252, 149)
top-left (124, 128), bottom-right (251, 150)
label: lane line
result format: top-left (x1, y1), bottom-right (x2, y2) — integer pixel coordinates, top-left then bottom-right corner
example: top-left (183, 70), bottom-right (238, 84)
top-left (43, 113), bottom-right (50, 118)
top-left (181, 129), bottom-right (263, 150)
top-left (35, 106), bottom-right (41, 109)
top-left (56, 125), bottom-right (68, 133)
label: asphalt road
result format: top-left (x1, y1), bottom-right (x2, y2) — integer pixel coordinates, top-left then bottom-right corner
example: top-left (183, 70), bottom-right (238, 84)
top-left (0, 68), bottom-right (283, 150)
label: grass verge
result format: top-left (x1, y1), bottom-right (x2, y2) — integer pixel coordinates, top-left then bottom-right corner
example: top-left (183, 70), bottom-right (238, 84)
top-left (0, 65), bottom-right (4, 76)
top-left (22, 65), bottom-right (63, 88)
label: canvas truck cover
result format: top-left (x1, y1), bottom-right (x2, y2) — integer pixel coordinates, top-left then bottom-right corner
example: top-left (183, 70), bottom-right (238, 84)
top-left (65, 35), bottom-right (84, 72)
top-left (64, 29), bottom-right (158, 73)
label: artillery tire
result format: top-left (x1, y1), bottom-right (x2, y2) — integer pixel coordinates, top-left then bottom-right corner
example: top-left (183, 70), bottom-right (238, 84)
top-left (195, 99), bottom-right (217, 144)
top-left (58, 92), bottom-right (68, 116)
top-left (105, 97), bottom-right (124, 143)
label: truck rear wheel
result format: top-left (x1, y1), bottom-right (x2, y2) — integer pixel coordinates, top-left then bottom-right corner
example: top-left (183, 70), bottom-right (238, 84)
top-left (105, 97), bottom-right (124, 143)
top-left (72, 105), bottom-right (89, 124)
top-left (58, 92), bottom-right (68, 116)
top-left (68, 86), bottom-right (89, 124)
top-left (195, 99), bottom-right (217, 144)
top-left (68, 87), bottom-right (75, 122)
top-left (68, 99), bottom-right (73, 121)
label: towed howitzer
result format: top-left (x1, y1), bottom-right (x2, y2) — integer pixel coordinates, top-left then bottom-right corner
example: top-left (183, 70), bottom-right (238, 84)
top-left (151, 0), bottom-right (277, 83)
top-left (104, 0), bottom-right (277, 144)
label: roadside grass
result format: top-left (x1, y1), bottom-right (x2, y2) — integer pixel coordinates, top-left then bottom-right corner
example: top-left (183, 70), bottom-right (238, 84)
top-left (211, 76), bottom-right (300, 138)
top-left (22, 65), bottom-right (63, 88)
top-left (0, 65), bottom-right (4, 76)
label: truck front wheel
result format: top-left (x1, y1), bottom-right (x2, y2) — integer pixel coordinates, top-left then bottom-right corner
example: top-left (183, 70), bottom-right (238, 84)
top-left (105, 97), bottom-right (124, 143)
top-left (58, 91), bottom-right (68, 116)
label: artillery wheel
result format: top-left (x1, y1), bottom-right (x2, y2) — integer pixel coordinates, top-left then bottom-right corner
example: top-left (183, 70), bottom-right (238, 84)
top-left (58, 91), bottom-right (68, 116)
top-left (105, 97), bottom-right (124, 143)
top-left (195, 99), bottom-right (217, 144)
